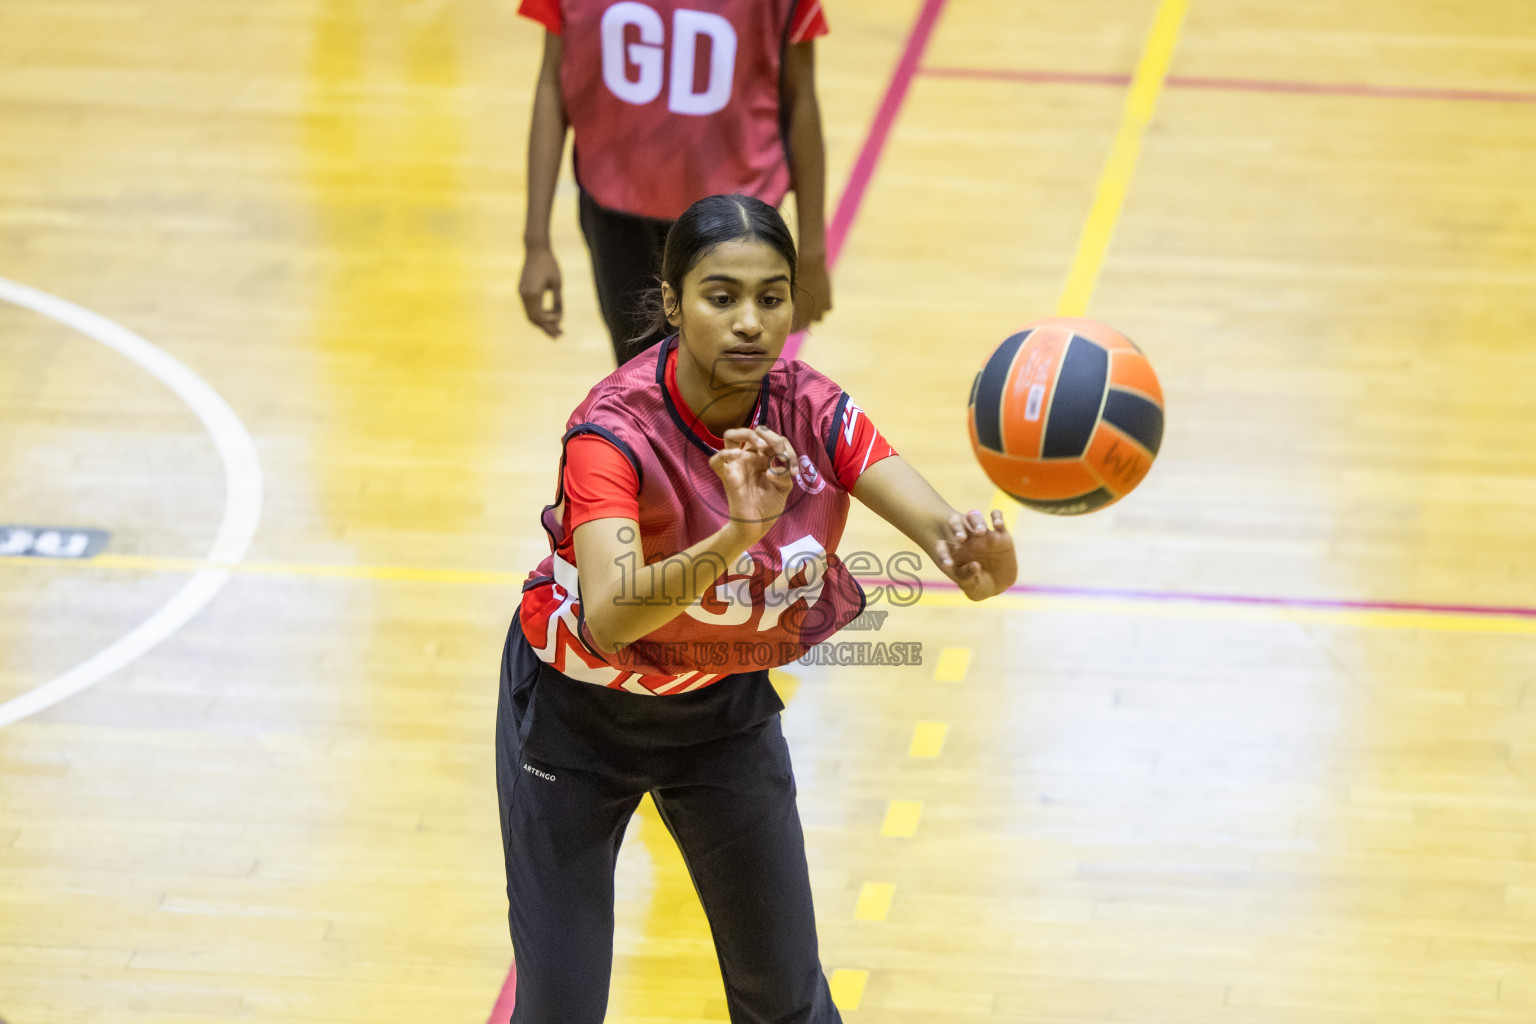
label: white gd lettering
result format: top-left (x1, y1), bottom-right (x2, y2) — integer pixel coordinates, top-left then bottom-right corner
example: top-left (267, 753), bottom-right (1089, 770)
top-left (600, 3), bottom-right (737, 115)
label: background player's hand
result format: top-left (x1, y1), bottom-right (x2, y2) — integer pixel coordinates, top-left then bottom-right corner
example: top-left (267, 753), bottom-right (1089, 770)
top-left (519, 245), bottom-right (563, 338)
top-left (793, 252), bottom-right (832, 331)
top-left (711, 426), bottom-right (798, 540)
top-left (936, 509), bottom-right (1017, 601)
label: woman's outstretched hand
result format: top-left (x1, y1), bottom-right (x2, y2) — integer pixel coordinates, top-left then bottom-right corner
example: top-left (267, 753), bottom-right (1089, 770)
top-left (711, 425), bottom-right (799, 540)
top-left (936, 509), bottom-right (1017, 601)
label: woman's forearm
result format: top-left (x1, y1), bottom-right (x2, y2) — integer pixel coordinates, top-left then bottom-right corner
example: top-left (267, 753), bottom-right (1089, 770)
top-left (524, 33), bottom-right (568, 249)
top-left (577, 520), bottom-right (763, 652)
top-left (851, 457), bottom-right (963, 564)
top-left (783, 42), bottom-right (827, 260)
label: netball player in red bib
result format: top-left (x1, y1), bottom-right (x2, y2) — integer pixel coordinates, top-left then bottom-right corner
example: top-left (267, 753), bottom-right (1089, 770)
top-left (496, 194), bottom-right (1015, 1023)
top-left (516, 0), bottom-right (832, 362)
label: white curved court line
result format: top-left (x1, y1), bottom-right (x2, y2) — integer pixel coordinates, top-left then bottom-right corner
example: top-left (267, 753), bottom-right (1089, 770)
top-left (0, 277), bottom-right (263, 728)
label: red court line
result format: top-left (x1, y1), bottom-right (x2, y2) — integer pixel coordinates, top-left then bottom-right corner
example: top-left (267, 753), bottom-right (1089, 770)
top-left (486, 964), bottom-right (516, 1024)
top-left (864, 577), bottom-right (1536, 620)
top-left (921, 65), bottom-right (1536, 104)
top-left (489, 4), bottom-right (952, 1021)
top-left (783, 0), bottom-right (950, 363)
top-left (925, 67), bottom-right (1135, 88)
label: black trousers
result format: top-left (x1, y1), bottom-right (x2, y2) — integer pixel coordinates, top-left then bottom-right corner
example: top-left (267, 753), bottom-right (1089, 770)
top-left (495, 625), bottom-right (843, 1024)
top-left (577, 188), bottom-right (673, 364)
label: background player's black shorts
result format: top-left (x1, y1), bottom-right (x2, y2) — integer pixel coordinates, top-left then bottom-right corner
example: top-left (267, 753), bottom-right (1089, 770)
top-left (577, 187), bottom-right (672, 364)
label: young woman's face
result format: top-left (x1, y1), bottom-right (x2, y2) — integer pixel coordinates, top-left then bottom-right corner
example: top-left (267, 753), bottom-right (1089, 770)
top-left (666, 238), bottom-right (795, 387)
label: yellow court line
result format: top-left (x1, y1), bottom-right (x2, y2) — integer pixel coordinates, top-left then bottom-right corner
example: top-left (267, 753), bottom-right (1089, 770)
top-left (989, 0), bottom-right (1191, 517)
top-left (931, 645), bottom-right (972, 682)
top-left (829, 968), bottom-right (870, 1011)
top-left (909, 721), bottom-right (949, 758)
top-left (854, 882), bottom-right (897, 922)
top-left (0, 553), bottom-right (524, 586)
top-left (881, 800), bottom-right (924, 838)
top-left (769, 669), bottom-right (801, 705)
top-left (5, 554), bottom-right (1531, 634)
top-left (1057, 0), bottom-right (1191, 316)
top-left (907, 588), bottom-right (1536, 635)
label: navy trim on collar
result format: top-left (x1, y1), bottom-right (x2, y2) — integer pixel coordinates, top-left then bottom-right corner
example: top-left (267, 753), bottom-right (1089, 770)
top-left (657, 337), bottom-right (718, 458)
top-left (753, 372), bottom-right (774, 430)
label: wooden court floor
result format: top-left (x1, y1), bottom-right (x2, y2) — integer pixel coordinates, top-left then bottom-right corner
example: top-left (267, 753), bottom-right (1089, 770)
top-left (3, 0), bottom-right (1536, 1021)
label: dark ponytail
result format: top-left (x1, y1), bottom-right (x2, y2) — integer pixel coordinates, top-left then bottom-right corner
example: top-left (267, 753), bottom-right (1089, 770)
top-left (629, 194), bottom-right (798, 348)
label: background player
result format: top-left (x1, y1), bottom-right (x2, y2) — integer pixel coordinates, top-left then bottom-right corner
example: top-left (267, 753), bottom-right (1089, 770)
top-left (516, 0), bottom-right (833, 362)
top-left (497, 194), bottom-right (1015, 1022)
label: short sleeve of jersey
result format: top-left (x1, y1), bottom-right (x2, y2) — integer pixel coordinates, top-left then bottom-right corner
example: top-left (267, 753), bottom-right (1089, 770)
top-left (517, 0), bottom-right (561, 34)
top-left (564, 433), bottom-right (640, 529)
top-left (789, 2), bottom-right (830, 43)
top-left (829, 396), bottom-right (897, 491)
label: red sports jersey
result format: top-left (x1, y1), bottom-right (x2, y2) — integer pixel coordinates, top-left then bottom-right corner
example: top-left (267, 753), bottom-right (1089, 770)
top-left (521, 339), bottom-right (896, 693)
top-left (519, 0), bottom-right (828, 42)
top-left (517, 0), bottom-right (828, 220)
top-left (560, 345), bottom-right (893, 538)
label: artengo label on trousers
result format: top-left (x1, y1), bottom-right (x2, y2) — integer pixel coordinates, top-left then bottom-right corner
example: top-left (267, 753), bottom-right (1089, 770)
top-left (0, 525), bottom-right (110, 559)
